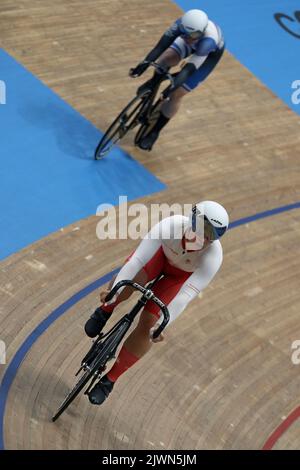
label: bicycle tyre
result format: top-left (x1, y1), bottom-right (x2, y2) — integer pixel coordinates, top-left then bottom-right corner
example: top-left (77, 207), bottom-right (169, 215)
top-left (94, 93), bottom-right (149, 160)
top-left (52, 366), bottom-right (98, 422)
top-left (52, 321), bottom-right (129, 421)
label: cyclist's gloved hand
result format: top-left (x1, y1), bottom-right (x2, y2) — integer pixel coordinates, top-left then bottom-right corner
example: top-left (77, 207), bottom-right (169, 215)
top-left (150, 325), bottom-right (165, 343)
top-left (129, 61), bottom-right (149, 77)
top-left (100, 288), bottom-right (111, 304)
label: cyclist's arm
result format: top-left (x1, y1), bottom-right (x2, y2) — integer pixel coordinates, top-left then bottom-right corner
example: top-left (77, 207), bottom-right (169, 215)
top-left (143, 20), bottom-right (181, 63)
top-left (99, 275), bottom-right (116, 303)
top-left (108, 275), bottom-right (117, 289)
top-left (158, 243), bottom-right (223, 326)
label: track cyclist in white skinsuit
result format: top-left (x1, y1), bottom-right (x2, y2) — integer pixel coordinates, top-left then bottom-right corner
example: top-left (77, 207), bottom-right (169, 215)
top-left (129, 9), bottom-right (225, 150)
top-left (84, 201), bottom-right (229, 405)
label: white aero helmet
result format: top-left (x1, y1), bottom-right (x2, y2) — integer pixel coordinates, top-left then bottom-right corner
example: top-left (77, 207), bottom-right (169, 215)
top-left (180, 9), bottom-right (209, 39)
top-left (189, 201), bottom-right (229, 241)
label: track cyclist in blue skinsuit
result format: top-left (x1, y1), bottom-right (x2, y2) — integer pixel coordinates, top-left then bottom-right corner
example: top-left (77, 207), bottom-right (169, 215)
top-left (129, 9), bottom-right (225, 151)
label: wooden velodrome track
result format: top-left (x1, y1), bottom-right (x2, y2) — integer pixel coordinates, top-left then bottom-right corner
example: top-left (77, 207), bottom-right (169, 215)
top-left (1, 0), bottom-right (300, 450)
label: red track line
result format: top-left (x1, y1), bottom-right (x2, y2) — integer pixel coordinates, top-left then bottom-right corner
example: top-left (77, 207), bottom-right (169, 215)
top-left (262, 406), bottom-right (300, 450)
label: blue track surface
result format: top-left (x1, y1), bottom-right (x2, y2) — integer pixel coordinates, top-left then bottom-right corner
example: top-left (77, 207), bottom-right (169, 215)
top-left (0, 49), bottom-right (166, 260)
top-left (174, 0), bottom-right (300, 115)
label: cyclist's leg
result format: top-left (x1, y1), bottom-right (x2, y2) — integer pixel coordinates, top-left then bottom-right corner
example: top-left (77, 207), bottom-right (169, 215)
top-left (139, 46), bottom-right (225, 150)
top-left (87, 256), bottom-right (166, 404)
top-left (157, 47), bottom-right (182, 68)
top-left (88, 307), bottom-right (158, 405)
top-left (138, 47), bottom-right (180, 95)
top-left (179, 46), bottom-right (225, 96)
top-left (161, 85), bottom-right (188, 118)
top-left (137, 86), bottom-right (187, 150)
top-left (161, 47), bottom-right (225, 118)
top-left (137, 39), bottom-right (187, 150)
top-left (88, 309), bottom-right (159, 404)
top-left (106, 310), bottom-right (158, 380)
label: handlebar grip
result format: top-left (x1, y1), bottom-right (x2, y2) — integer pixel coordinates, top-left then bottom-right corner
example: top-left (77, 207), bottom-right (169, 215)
top-left (152, 306), bottom-right (170, 339)
top-left (104, 279), bottom-right (133, 302)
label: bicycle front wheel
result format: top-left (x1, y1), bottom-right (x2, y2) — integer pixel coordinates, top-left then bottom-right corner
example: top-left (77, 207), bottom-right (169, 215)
top-left (52, 321), bottom-right (130, 421)
top-left (94, 93), bottom-right (149, 160)
top-left (52, 366), bottom-right (97, 422)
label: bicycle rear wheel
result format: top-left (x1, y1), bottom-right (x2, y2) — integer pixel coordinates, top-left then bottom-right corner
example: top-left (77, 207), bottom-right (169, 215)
top-left (94, 93), bottom-right (149, 160)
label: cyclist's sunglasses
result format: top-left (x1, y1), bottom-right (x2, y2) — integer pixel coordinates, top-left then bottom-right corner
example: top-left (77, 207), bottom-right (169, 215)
top-left (179, 26), bottom-right (205, 40)
top-left (191, 205), bottom-right (226, 241)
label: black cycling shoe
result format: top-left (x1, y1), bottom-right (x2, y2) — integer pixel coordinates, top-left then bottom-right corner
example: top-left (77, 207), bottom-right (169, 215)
top-left (138, 130), bottom-right (159, 151)
top-left (84, 307), bottom-right (111, 338)
top-left (88, 375), bottom-right (115, 405)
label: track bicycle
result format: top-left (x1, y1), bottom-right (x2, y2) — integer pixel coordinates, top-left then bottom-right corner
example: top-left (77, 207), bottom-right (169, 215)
top-left (94, 62), bottom-right (174, 159)
top-left (52, 279), bottom-right (169, 421)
